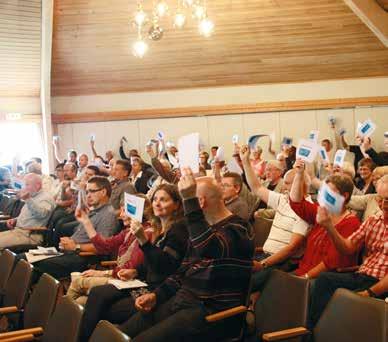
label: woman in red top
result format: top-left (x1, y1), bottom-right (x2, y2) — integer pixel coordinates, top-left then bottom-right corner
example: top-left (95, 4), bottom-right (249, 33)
top-left (290, 160), bottom-right (360, 279)
top-left (66, 195), bottom-right (153, 304)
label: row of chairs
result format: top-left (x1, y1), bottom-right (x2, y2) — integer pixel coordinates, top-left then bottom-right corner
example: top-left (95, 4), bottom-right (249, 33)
top-left (0, 194), bottom-right (24, 221)
top-left (0, 250), bottom-right (130, 342)
top-left (252, 270), bottom-right (388, 342)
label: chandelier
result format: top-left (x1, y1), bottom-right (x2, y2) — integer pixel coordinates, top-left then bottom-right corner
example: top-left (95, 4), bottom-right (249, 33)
top-left (131, 0), bottom-right (215, 58)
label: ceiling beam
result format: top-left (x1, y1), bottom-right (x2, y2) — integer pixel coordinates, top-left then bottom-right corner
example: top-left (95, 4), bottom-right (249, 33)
top-left (343, 0), bottom-right (388, 47)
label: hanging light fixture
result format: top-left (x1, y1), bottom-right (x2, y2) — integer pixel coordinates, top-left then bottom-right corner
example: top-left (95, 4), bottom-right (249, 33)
top-left (132, 23), bottom-right (148, 58)
top-left (130, 0), bottom-right (214, 57)
top-left (134, 2), bottom-right (147, 26)
top-left (174, 0), bottom-right (186, 28)
top-left (155, 0), bottom-right (169, 17)
top-left (193, 3), bottom-right (206, 20)
top-left (198, 16), bottom-right (214, 37)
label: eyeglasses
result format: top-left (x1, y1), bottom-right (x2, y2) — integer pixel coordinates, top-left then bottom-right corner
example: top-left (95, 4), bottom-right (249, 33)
top-left (86, 188), bottom-right (103, 194)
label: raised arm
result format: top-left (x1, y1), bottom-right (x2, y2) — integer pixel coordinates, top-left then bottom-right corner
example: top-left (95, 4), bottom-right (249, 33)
top-left (90, 140), bottom-right (98, 159)
top-left (290, 159), bottom-right (305, 203)
top-left (240, 145), bottom-right (269, 204)
top-left (52, 139), bottom-right (64, 163)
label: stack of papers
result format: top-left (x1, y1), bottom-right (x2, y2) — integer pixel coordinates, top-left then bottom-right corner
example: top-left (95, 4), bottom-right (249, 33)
top-left (26, 247), bottom-right (62, 263)
top-left (108, 279), bottom-right (148, 290)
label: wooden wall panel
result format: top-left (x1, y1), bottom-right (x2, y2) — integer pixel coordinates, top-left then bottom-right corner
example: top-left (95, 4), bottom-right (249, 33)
top-left (51, 0), bottom-right (388, 96)
top-left (0, 0), bottom-right (41, 97)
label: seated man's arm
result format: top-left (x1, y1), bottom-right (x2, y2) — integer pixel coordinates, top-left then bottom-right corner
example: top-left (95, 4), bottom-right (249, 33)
top-left (262, 233), bottom-right (305, 267)
top-left (25, 197), bottom-right (55, 219)
top-left (240, 145), bottom-right (269, 204)
top-left (368, 274), bottom-right (388, 297)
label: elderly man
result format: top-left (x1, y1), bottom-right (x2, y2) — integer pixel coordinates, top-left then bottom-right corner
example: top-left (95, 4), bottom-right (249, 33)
top-left (32, 176), bottom-right (118, 280)
top-left (118, 169), bottom-right (254, 341)
top-left (308, 175), bottom-right (388, 329)
top-left (0, 173), bottom-right (55, 249)
top-left (240, 145), bottom-right (310, 292)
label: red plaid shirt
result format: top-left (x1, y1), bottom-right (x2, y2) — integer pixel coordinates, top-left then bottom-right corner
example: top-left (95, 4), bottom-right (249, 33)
top-left (349, 212), bottom-right (388, 280)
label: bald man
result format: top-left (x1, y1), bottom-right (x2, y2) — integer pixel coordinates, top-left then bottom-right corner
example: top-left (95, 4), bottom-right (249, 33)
top-left (0, 173), bottom-right (55, 249)
top-left (119, 169), bottom-right (254, 342)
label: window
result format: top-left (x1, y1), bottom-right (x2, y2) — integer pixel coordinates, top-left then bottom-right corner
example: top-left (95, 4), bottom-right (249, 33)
top-left (0, 122), bottom-right (44, 165)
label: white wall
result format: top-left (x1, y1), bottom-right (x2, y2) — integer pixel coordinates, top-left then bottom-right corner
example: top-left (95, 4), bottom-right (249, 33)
top-left (0, 97), bottom-right (41, 115)
top-left (52, 77), bottom-right (388, 113)
top-left (57, 106), bottom-right (388, 164)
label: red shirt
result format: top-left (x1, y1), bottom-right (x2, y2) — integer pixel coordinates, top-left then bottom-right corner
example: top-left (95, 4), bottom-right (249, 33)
top-left (290, 199), bottom-right (360, 276)
top-left (91, 224), bottom-right (152, 278)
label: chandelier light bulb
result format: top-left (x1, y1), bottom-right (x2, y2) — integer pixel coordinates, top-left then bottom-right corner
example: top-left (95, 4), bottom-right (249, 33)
top-left (134, 9), bottom-right (147, 26)
top-left (198, 17), bottom-right (214, 37)
top-left (132, 39), bottom-right (148, 58)
top-left (183, 0), bottom-right (194, 7)
top-left (156, 1), bottom-right (169, 17)
top-left (193, 5), bottom-right (206, 19)
top-left (174, 12), bottom-right (186, 28)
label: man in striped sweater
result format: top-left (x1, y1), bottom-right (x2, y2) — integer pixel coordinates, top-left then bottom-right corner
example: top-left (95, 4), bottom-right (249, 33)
top-left (119, 168), bottom-right (254, 342)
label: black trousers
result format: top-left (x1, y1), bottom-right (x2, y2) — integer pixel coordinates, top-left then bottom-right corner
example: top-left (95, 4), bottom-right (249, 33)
top-left (32, 253), bottom-right (96, 281)
top-left (78, 284), bottom-right (136, 341)
top-left (119, 295), bottom-right (239, 342)
top-left (308, 271), bottom-right (379, 328)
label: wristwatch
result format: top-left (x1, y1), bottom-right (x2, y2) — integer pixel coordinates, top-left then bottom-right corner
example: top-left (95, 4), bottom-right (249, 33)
top-left (75, 244), bottom-right (81, 253)
top-left (366, 288), bottom-right (377, 298)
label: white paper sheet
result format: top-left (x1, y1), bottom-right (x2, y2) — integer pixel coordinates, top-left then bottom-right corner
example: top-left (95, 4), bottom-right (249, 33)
top-left (177, 133), bottom-right (199, 173)
top-left (216, 146), bottom-right (225, 162)
top-left (296, 139), bottom-right (318, 163)
top-left (124, 193), bottom-right (145, 222)
top-left (358, 119), bottom-right (376, 138)
top-left (318, 182), bottom-right (345, 214)
top-left (319, 147), bottom-right (329, 164)
top-left (226, 158), bottom-right (243, 175)
top-left (108, 279), bottom-right (148, 290)
top-left (333, 149), bottom-right (346, 168)
top-left (308, 130), bottom-right (319, 144)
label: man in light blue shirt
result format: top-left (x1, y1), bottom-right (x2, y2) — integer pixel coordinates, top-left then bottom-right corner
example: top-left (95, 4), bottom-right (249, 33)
top-left (0, 173), bottom-right (55, 249)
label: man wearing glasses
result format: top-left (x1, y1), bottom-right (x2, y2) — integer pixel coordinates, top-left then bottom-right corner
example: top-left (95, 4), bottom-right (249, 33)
top-left (308, 174), bottom-right (388, 328)
top-left (32, 176), bottom-right (118, 281)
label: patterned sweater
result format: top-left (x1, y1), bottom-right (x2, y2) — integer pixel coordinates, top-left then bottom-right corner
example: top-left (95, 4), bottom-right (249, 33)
top-left (154, 198), bottom-right (254, 313)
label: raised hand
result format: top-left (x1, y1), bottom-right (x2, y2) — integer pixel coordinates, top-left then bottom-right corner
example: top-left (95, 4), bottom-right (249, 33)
top-left (239, 144), bottom-right (250, 164)
top-left (117, 269), bottom-right (137, 281)
top-left (178, 167), bottom-right (197, 200)
top-left (316, 206), bottom-right (332, 229)
top-left (293, 158), bottom-right (305, 175)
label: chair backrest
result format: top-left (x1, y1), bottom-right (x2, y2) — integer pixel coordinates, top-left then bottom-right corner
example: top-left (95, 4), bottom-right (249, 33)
top-left (253, 217), bottom-right (273, 248)
top-left (90, 320), bottom-right (130, 342)
top-left (42, 296), bottom-right (83, 342)
top-left (314, 288), bottom-right (388, 342)
top-left (3, 259), bottom-right (32, 308)
top-left (255, 270), bottom-right (309, 342)
top-left (0, 249), bottom-right (15, 293)
top-left (24, 273), bottom-right (59, 330)
top-left (10, 199), bottom-right (25, 218)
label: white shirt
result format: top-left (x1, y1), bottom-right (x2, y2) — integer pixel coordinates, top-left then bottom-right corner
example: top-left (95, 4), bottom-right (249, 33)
top-left (263, 191), bottom-right (310, 256)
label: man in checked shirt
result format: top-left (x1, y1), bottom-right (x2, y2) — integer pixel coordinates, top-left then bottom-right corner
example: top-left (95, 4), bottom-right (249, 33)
top-left (308, 174), bottom-right (388, 328)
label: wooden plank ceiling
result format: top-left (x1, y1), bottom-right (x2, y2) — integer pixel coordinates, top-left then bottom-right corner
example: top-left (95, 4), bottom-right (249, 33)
top-left (0, 0), bottom-right (41, 97)
top-left (51, 0), bottom-right (388, 96)
top-left (376, 0), bottom-right (388, 11)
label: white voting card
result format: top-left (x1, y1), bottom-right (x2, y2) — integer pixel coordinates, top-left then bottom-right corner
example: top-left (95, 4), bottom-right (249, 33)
top-left (124, 193), bottom-right (145, 222)
top-left (178, 133), bottom-right (199, 173)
